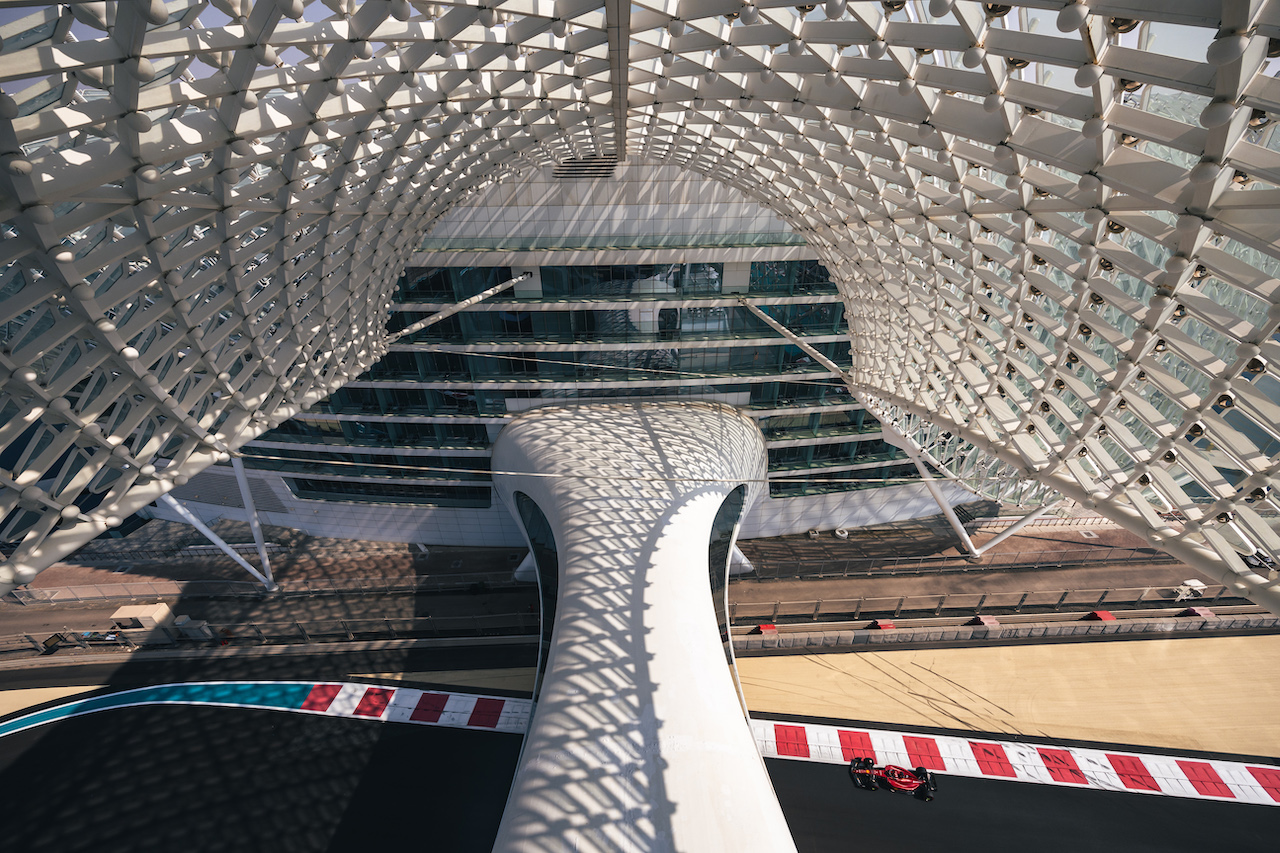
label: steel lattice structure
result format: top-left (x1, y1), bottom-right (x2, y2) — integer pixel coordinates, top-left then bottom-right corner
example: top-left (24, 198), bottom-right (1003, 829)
top-left (2, 1), bottom-right (1280, 609)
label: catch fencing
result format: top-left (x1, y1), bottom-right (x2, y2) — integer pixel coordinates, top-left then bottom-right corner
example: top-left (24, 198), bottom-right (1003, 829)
top-left (728, 583), bottom-right (1249, 624)
top-left (6, 572), bottom-right (529, 605)
top-left (744, 546), bottom-right (1175, 580)
top-left (0, 612), bottom-right (539, 658)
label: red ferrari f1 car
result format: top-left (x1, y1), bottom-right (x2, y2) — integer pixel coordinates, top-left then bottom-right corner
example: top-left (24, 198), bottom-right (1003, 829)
top-left (849, 757), bottom-right (938, 801)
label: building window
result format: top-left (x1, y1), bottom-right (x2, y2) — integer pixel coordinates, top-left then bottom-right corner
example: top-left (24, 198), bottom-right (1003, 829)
top-left (284, 478), bottom-right (491, 507)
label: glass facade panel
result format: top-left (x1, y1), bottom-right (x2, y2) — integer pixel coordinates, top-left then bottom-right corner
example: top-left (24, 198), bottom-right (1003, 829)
top-left (246, 262), bottom-right (910, 504)
top-left (540, 264), bottom-right (724, 298)
top-left (284, 478), bottom-right (491, 507)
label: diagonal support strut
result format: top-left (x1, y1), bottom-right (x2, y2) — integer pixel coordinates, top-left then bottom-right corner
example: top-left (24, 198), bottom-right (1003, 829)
top-left (736, 297), bottom-right (986, 557)
top-left (159, 494), bottom-right (278, 591)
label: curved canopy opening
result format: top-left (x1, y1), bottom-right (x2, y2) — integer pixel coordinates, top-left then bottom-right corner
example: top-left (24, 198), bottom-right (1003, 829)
top-left (1, 1), bottom-right (1278, 609)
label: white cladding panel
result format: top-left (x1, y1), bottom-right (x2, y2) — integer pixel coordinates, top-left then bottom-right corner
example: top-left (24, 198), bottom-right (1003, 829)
top-left (489, 402), bottom-right (793, 853)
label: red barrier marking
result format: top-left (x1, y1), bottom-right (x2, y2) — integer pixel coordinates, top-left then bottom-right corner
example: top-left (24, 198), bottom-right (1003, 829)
top-left (410, 692), bottom-right (449, 723)
top-left (468, 698), bottom-right (506, 728)
top-left (1177, 761), bottom-right (1234, 798)
top-left (1038, 748), bottom-right (1088, 784)
top-left (903, 736), bottom-right (946, 771)
top-left (301, 684), bottom-right (342, 712)
top-left (1248, 766), bottom-right (1280, 802)
top-left (838, 730), bottom-right (875, 763)
top-left (353, 687), bottom-right (394, 718)
top-left (774, 724), bottom-right (810, 758)
top-left (971, 742), bottom-right (1016, 778)
top-left (1107, 754), bottom-right (1161, 791)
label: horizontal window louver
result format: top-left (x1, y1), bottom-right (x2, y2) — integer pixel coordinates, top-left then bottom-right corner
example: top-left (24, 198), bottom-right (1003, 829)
top-left (553, 156), bottom-right (618, 179)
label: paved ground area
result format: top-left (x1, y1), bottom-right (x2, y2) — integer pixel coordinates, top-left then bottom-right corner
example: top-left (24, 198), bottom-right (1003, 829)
top-left (0, 554), bottom-right (1211, 640)
top-left (731, 560), bottom-right (1215, 607)
top-left (350, 636), bottom-right (1280, 760)
top-left (11, 513), bottom-right (1213, 612)
top-left (25, 518), bottom-right (525, 588)
top-left (744, 513), bottom-right (976, 562)
top-left (736, 636), bottom-right (1280, 758)
top-left (0, 691), bottom-right (1272, 853)
top-left (0, 627), bottom-right (1270, 763)
top-left (770, 759), bottom-right (1277, 853)
top-left (25, 510), bottom-right (1162, 593)
top-left (0, 558), bottom-right (1215, 648)
top-left (0, 704), bottom-right (521, 853)
top-left (739, 520), bottom-right (1188, 575)
top-left (9, 628), bottom-right (1276, 762)
top-left (0, 645), bottom-right (540, 693)
top-left (5, 510), bottom-right (1271, 770)
top-left (0, 590), bottom-right (538, 641)
top-left (737, 507), bottom-right (1143, 565)
top-left (0, 685), bottom-right (99, 718)
top-left (351, 668), bottom-right (538, 694)
top-left (745, 519), bottom-right (1170, 572)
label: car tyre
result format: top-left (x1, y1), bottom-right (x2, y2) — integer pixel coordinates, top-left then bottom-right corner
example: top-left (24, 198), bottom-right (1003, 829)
top-left (850, 758), bottom-right (875, 790)
top-left (914, 767), bottom-right (938, 791)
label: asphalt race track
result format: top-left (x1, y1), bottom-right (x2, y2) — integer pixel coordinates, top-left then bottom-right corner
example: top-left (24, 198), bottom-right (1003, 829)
top-left (768, 758), bottom-right (1279, 853)
top-left (0, 705), bottom-right (521, 853)
top-left (0, 701), bottom-right (1275, 852)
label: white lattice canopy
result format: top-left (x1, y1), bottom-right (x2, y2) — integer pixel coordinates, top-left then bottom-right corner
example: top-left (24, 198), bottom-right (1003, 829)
top-left (3, 1), bottom-right (1280, 608)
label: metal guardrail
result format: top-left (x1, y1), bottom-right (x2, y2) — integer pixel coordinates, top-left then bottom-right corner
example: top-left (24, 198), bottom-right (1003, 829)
top-left (6, 572), bottom-right (531, 605)
top-left (8, 581), bottom-right (260, 604)
top-left (210, 613), bottom-right (539, 644)
top-left (972, 516), bottom-right (1115, 530)
top-left (729, 604), bottom-right (1268, 634)
top-left (7, 546), bottom-right (1178, 605)
top-left (742, 547), bottom-right (1175, 580)
top-left (0, 612), bottom-right (540, 658)
top-left (0, 536), bottom-right (498, 563)
top-left (734, 611), bottom-right (1280, 652)
top-left (0, 540), bottom-right (289, 560)
top-left (728, 584), bottom-right (1249, 624)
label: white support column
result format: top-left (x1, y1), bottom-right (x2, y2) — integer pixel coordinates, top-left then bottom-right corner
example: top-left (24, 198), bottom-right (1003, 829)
top-left (874, 417), bottom-right (982, 559)
top-left (911, 456), bottom-right (982, 557)
top-left (230, 456), bottom-right (273, 584)
top-left (159, 494), bottom-right (278, 591)
top-left (491, 402), bottom-right (794, 853)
